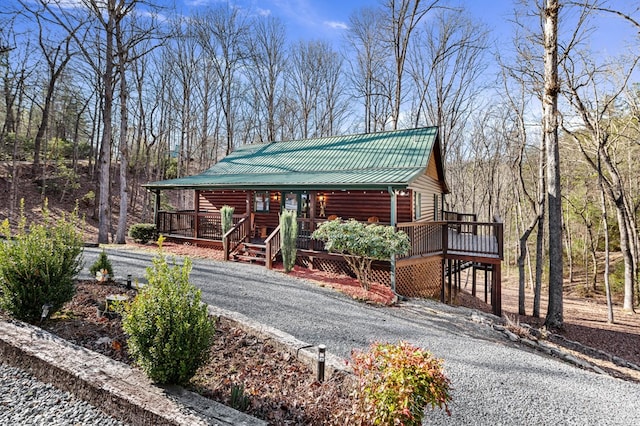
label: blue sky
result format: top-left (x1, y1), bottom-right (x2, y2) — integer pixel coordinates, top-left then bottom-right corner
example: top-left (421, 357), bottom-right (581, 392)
top-left (175, 0), bottom-right (516, 43)
top-left (172, 0), bottom-right (638, 56)
top-left (6, 0), bottom-right (637, 56)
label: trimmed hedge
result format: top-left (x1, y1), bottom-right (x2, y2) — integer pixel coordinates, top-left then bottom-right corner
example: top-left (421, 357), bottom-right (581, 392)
top-left (128, 223), bottom-right (157, 244)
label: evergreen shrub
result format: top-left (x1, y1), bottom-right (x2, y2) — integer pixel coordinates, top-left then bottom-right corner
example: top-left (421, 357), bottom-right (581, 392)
top-left (122, 237), bottom-right (216, 385)
top-left (128, 223), bottom-right (157, 244)
top-left (89, 250), bottom-right (114, 282)
top-left (220, 205), bottom-right (235, 235)
top-left (0, 200), bottom-right (84, 323)
top-left (280, 209), bottom-right (298, 272)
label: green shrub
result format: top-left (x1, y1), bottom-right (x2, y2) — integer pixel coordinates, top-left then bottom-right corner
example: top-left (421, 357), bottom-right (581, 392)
top-left (220, 205), bottom-right (234, 235)
top-left (89, 250), bottom-right (114, 282)
top-left (350, 341), bottom-right (452, 425)
top-left (128, 223), bottom-right (157, 244)
top-left (122, 237), bottom-right (216, 385)
top-left (280, 209), bottom-right (298, 272)
top-left (0, 200), bottom-right (84, 323)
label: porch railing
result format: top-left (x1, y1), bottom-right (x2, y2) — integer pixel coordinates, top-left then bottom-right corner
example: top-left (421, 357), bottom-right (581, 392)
top-left (397, 220), bottom-right (444, 258)
top-left (442, 210), bottom-right (477, 222)
top-left (397, 219), bottom-right (503, 260)
top-left (157, 210), bottom-right (503, 261)
top-left (157, 210), bottom-right (246, 240)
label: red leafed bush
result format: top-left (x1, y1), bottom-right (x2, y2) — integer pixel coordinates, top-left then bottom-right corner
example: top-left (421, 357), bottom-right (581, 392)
top-left (350, 341), bottom-right (452, 425)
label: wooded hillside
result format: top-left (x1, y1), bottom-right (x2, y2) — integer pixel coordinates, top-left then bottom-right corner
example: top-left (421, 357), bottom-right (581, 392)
top-left (1, 0), bottom-right (639, 323)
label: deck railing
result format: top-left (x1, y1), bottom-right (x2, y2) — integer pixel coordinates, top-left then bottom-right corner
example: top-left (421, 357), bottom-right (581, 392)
top-left (156, 210), bottom-right (503, 261)
top-left (397, 219), bottom-right (502, 260)
top-left (397, 220), bottom-right (444, 258)
top-left (442, 220), bottom-right (503, 259)
top-left (442, 210), bottom-right (477, 223)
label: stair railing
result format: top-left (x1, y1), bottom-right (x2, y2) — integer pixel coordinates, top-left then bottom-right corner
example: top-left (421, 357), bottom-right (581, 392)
top-left (264, 224), bottom-right (281, 270)
top-left (223, 213), bottom-right (251, 261)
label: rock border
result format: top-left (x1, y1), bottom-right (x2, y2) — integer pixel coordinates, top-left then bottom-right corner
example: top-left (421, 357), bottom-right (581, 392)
top-left (0, 290), bottom-right (354, 426)
top-left (466, 311), bottom-right (640, 376)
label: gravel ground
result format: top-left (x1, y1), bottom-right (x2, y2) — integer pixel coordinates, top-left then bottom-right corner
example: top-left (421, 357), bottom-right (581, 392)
top-left (0, 362), bottom-right (127, 426)
top-left (77, 246), bottom-right (640, 424)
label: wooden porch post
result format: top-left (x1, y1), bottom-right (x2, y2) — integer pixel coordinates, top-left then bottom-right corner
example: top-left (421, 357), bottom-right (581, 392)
top-left (154, 190), bottom-right (160, 228)
top-left (194, 190), bottom-right (200, 239)
top-left (310, 191), bottom-right (317, 231)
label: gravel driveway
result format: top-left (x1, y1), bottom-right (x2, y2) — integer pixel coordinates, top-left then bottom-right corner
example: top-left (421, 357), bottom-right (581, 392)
top-left (82, 246), bottom-right (640, 425)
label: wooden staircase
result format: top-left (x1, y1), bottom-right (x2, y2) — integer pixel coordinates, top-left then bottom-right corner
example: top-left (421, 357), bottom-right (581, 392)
top-left (231, 242), bottom-right (268, 265)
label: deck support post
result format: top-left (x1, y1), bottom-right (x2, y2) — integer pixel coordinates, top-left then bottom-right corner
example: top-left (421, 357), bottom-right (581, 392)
top-left (440, 258), bottom-right (446, 304)
top-left (492, 262), bottom-right (502, 316)
top-left (472, 263), bottom-right (477, 297)
top-left (388, 187), bottom-right (398, 296)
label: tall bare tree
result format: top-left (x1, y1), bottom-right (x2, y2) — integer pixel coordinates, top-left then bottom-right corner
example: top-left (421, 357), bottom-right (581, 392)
top-left (246, 15), bottom-right (286, 143)
top-left (407, 8), bottom-right (488, 162)
top-left (561, 50), bottom-right (639, 314)
top-left (346, 7), bottom-right (392, 133)
top-left (543, 0), bottom-right (563, 329)
top-left (381, 0), bottom-right (441, 129)
top-left (286, 40), bottom-right (344, 139)
top-left (18, 1), bottom-right (79, 173)
top-left (195, 4), bottom-right (249, 155)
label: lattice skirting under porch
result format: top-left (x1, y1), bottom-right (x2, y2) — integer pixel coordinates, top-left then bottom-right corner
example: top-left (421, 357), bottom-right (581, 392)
top-left (296, 252), bottom-right (443, 299)
top-left (395, 256), bottom-right (442, 298)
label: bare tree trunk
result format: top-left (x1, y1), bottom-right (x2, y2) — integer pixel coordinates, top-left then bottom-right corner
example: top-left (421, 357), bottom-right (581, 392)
top-left (115, 16), bottom-right (128, 244)
top-left (598, 157), bottom-right (614, 323)
top-left (543, 0), bottom-right (563, 329)
top-left (533, 122), bottom-right (547, 318)
top-left (97, 1), bottom-right (116, 244)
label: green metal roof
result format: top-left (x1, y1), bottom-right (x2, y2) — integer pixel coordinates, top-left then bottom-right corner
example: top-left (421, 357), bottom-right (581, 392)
top-left (144, 127), bottom-right (440, 191)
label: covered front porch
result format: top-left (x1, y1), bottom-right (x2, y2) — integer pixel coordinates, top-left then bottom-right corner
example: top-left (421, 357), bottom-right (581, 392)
top-left (152, 195), bottom-right (503, 316)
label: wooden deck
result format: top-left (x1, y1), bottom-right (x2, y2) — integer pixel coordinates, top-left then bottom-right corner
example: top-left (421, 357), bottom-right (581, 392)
top-left (156, 211), bottom-right (503, 316)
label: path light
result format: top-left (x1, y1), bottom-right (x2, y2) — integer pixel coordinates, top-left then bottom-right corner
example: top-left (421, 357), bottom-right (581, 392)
top-left (127, 274), bottom-right (132, 289)
top-left (41, 303), bottom-right (52, 323)
top-left (317, 344), bottom-right (326, 382)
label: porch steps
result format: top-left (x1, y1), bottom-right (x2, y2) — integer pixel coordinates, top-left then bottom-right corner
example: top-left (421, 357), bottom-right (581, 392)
top-left (232, 242), bottom-right (267, 264)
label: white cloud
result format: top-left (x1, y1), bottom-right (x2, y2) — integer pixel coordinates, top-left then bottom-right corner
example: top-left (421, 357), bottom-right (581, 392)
top-left (184, 0), bottom-right (214, 7)
top-left (323, 20), bottom-right (348, 30)
top-left (257, 7), bottom-right (271, 16)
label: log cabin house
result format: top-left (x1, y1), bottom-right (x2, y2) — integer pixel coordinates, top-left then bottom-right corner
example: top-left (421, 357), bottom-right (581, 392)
top-left (143, 127), bottom-right (503, 315)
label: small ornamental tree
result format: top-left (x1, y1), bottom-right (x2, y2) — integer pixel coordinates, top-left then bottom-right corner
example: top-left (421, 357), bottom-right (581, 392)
top-left (220, 205), bottom-right (235, 235)
top-left (350, 341), bottom-right (452, 425)
top-left (279, 209), bottom-right (298, 272)
top-left (89, 250), bottom-right (114, 282)
top-left (312, 219), bottom-right (410, 290)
